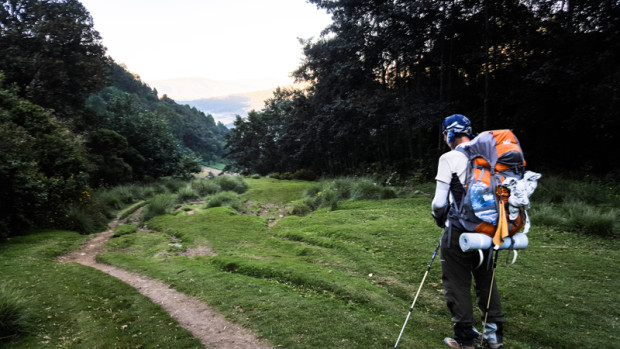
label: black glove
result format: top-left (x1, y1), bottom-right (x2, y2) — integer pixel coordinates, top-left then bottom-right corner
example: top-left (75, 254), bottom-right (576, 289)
top-left (431, 212), bottom-right (445, 228)
top-left (431, 204), bottom-right (449, 228)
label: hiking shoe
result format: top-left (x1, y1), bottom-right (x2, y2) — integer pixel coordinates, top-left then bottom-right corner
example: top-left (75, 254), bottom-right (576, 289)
top-left (444, 337), bottom-right (475, 349)
top-left (488, 343), bottom-right (504, 349)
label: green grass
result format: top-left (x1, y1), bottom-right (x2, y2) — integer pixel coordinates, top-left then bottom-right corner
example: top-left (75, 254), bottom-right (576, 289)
top-left (2, 177), bottom-right (619, 348)
top-left (94, 177), bottom-right (620, 348)
top-left (113, 224), bottom-right (137, 238)
top-left (0, 230), bottom-right (203, 348)
top-left (242, 178), bottom-right (312, 204)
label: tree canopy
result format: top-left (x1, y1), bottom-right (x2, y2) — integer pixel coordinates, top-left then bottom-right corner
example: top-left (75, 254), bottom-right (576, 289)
top-left (0, 0), bottom-right (110, 117)
top-left (225, 0), bottom-right (620, 177)
top-left (0, 0), bottom-right (229, 237)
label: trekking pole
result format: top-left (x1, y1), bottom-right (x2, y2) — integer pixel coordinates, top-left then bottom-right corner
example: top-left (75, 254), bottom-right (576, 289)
top-left (479, 248), bottom-right (500, 348)
top-left (394, 241), bottom-right (441, 349)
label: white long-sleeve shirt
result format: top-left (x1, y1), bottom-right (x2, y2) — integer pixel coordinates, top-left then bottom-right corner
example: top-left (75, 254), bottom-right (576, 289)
top-left (432, 143), bottom-right (470, 213)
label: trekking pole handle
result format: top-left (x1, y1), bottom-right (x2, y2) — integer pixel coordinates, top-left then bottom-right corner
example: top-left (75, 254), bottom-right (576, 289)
top-left (427, 242), bottom-right (440, 271)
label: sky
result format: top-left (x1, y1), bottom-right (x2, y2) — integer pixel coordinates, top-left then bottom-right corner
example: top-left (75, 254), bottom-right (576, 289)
top-left (80, 0), bottom-right (332, 89)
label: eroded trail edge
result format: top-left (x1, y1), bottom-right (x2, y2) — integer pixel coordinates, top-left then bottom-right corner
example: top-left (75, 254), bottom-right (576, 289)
top-left (58, 211), bottom-right (271, 349)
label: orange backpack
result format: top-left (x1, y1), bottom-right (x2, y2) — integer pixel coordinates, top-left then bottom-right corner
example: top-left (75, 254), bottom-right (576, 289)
top-left (456, 130), bottom-right (527, 246)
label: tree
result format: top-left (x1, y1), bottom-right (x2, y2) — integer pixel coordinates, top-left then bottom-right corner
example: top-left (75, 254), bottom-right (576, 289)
top-left (103, 93), bottom-right (184, 178)
top-left (86, 129), bottom-right (140, 186)
top-left (0, 75), bottom-right (90, 237)
top-left (0, 0), bottom-right (110, 118)
top-left (226, 0), bottom-right (619, 176)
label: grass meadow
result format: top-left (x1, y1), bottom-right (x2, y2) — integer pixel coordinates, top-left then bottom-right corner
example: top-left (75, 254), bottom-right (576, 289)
top-left (1, 175), bottom-right (619, 348)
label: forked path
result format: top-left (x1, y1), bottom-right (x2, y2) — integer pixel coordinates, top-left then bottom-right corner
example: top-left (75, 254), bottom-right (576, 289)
top-left (58, 211), bottom-right (271, 349)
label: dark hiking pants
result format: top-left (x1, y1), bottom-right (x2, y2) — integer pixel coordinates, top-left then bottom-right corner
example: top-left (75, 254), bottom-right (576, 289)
top-left (440, 223), bottom-right (506, 344)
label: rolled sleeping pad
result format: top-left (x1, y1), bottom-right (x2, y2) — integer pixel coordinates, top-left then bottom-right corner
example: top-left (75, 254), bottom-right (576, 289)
top-left (459, 233), bottom-right (528, 252)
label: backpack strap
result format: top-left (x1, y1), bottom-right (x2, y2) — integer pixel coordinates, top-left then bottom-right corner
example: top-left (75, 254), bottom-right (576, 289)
top-left (449, 172), bottom-right (466, 208)
top-left (443, 173), bottom-right (467, 248)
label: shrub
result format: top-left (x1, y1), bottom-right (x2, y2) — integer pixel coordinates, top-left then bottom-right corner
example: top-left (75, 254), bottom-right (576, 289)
top-left (281, 172), bottom-right (293, 180)
top-left (292, 169), bottom-right (317, 181)
top-left (205, 191), bottom-right (244, 211)
top-left (0, 284), bottom-right (33, 340)
top-left (215, 175), bottom-right (248, 194)
top-left (190, 179), bottom-right (221, 196)
top-left (113, 224), bottom-right (137, 237)
top-left (250, 173), bottom-right (261, 179)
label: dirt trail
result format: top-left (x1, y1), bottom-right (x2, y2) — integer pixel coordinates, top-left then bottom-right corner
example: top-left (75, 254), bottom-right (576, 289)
top-left (58, 211), bottom-right (271, 349)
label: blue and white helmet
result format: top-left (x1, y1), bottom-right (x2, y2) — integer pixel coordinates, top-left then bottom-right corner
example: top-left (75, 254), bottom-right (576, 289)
top-left (442, 114), bottom-right (473, 143)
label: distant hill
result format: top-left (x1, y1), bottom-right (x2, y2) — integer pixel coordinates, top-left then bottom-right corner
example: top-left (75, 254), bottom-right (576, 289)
top-left (152, 77), bottom-right (306, 127)
top-left (179, 89), bottom-right (276, 127)
top-left (153, 77), bottom-right (291, 100)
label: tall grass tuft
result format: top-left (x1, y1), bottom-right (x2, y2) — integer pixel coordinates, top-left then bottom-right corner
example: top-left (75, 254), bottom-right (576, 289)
top-left (177, 185), bottom-right (199, 202)
top-left (161, 178), bottom-right (187, 193)
top-left (532, 174), bottom-right (619, 208)
top-left (215, 175), bottom-right (248, 194)
top-left (143, 194), bottom-right (178, 221)
top-left (190, 179), bottom-right (221, 196)
top-left (205, 191), bottom-right (245, 211)
top-left (96, 190), bottom-right (123, 210)
top-left (530, 200), bottom-right (618, 236)
top-left (289, 200), bottom-right (312, 216)
top-left (564, 201), bottom-right (617, 236)
top-left (64, 205), bottom-right (99, 235)
top-left (351, 177), bottom-right (397, 200)
top-left (528, 175), bottom-right (620, 236)
top-left (301, 177), bottom-right (397, 211)
top-left (302, 183), bottom-right (336, 210)
top-left (0, 284), bottom-right (33, 340)
top-left (529, 203), bottom-right (566, 227)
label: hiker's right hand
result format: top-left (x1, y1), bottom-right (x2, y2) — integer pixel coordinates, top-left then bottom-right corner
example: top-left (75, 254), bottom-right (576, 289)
top-left (431, 211), bottom-right (446, 228)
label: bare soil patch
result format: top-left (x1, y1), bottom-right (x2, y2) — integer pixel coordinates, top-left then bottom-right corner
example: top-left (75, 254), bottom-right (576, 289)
top-left (58, 210), bottom-right (270, 349)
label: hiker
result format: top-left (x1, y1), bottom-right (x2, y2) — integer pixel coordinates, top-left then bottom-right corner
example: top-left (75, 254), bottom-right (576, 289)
top-left (431, 114), bottom-right (505, 349)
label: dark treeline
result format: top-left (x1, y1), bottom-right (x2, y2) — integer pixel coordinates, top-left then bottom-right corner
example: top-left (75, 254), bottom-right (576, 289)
top-left (226, 0), bottom-right (619, 178)
top-left (0, 0), bottom-right (228, 237)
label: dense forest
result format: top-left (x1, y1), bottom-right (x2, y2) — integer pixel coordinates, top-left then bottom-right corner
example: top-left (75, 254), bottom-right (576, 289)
top-left (1, 0), bottom-right (618, 237)
top-left (226, 0), bottom-right (619, 178)
top-left (0, 0), bottom-right (228, 237)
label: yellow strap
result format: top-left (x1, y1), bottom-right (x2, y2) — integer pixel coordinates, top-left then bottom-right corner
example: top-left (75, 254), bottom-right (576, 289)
top-left (493, 203), bottom-right (509, 247)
